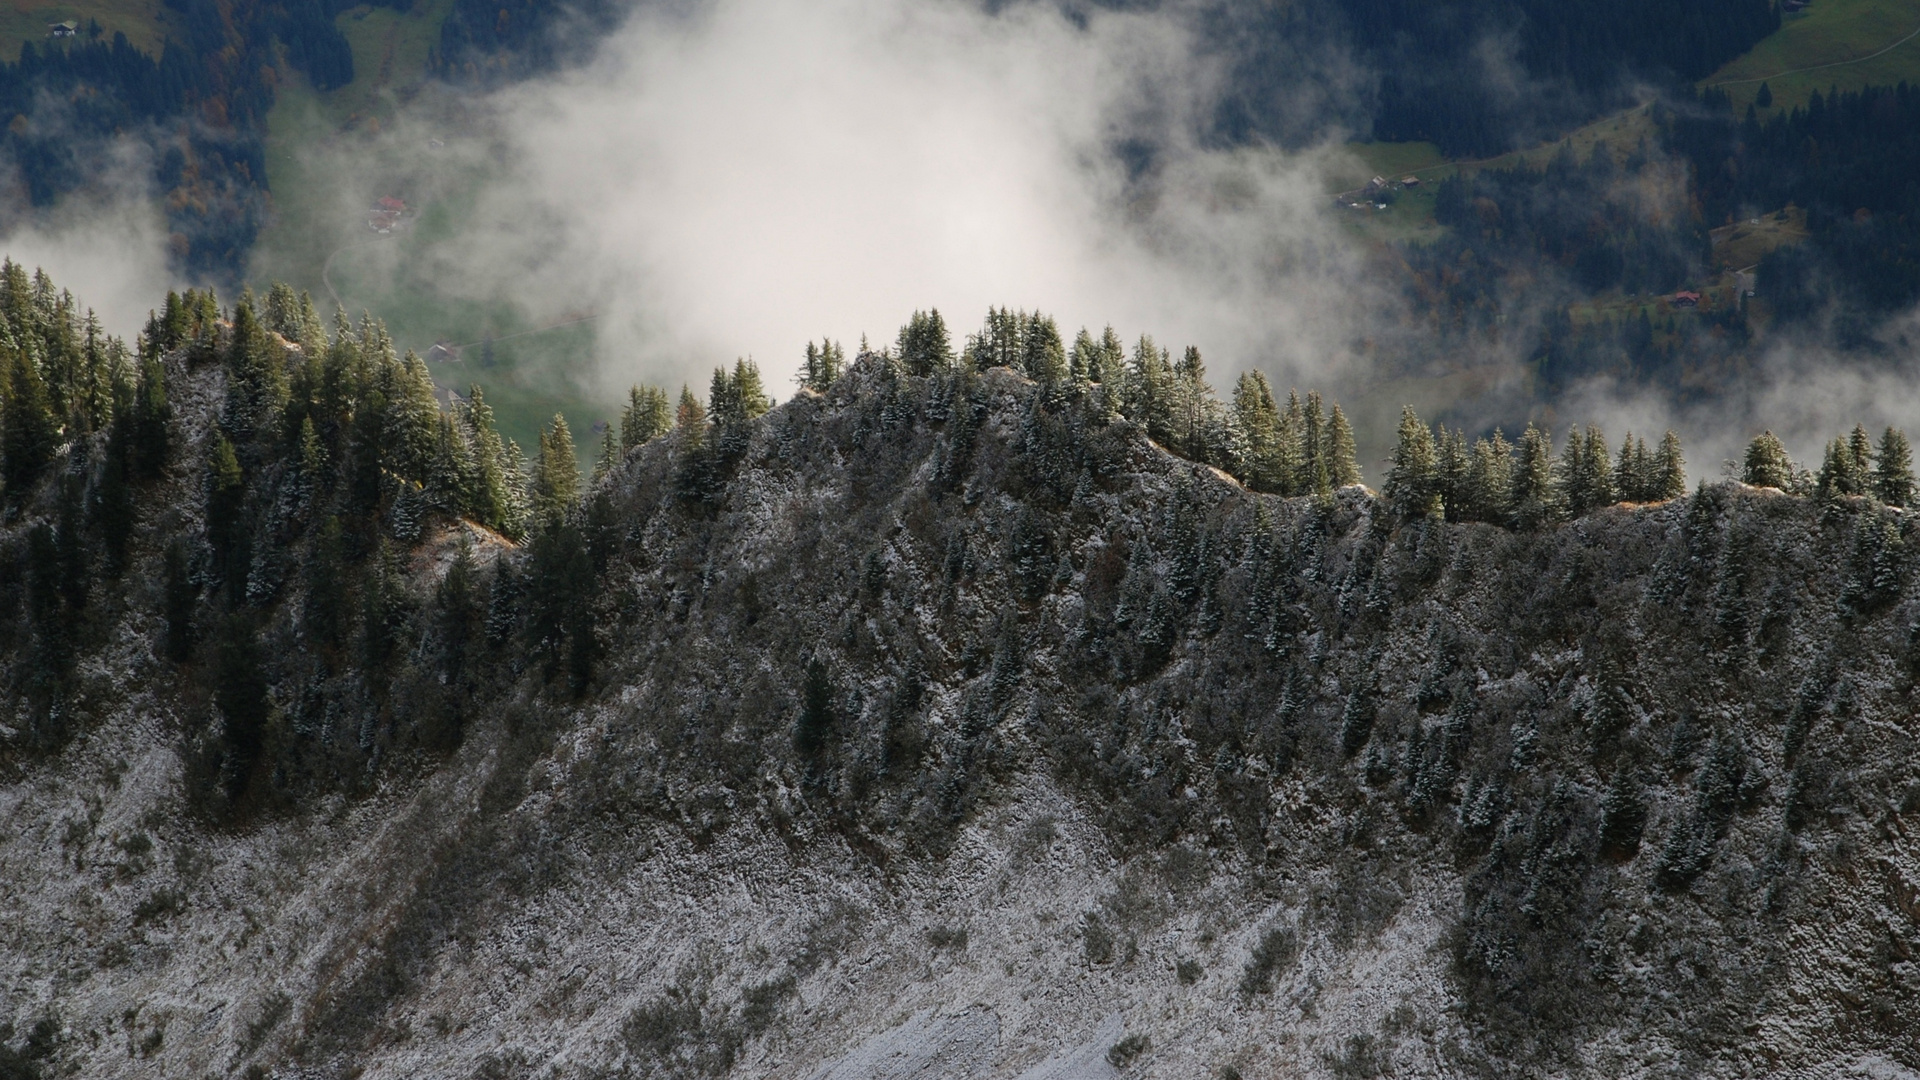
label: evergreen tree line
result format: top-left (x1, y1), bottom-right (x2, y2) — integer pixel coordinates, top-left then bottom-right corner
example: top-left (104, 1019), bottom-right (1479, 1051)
top-left (1739, 425), bottom-right (1914, 506)
top-left (1385, 405), bottom-right (1687, 525)
top-left (794, 306), bottom-right (1367, 496)
top-left (609, 358), bottom-right (772, 504)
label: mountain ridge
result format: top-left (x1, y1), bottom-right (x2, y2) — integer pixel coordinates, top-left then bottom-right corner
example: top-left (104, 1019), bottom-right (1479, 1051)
top-left (1, 325), bottom-right (1918, 1079)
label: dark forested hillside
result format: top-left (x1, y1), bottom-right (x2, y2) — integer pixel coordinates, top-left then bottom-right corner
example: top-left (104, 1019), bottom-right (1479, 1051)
top-left (1211, 0), bottom-right (1778, 153)
top-left (0, 0), bottom-right (366, 279)
top-left (1, 267), bottom-right (1917, 1079)
top-left (1668, 83), bottom-right (1920, 343)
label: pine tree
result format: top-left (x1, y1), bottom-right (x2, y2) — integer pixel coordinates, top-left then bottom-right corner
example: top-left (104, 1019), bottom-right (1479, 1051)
top-left (1386, 406), bottom-right (1440, 519)
top-left (1873, 427), bottom-right (1913, 507)
top-left (303, 516), bottom-right (346, 649)
top-left (1091, 326), bottom-right (1126, 387)
top-left (800, 339), bottom-right (844, 391)
top-left (1655, 431), bottom-right (1687, 500)
top-left (1326, 405), bottom-right (1361, 487)
top-left (211, 614), bottom-right (272, 804)
top-left (1126, 335), bottom-right (1175, 446)
top-left (1742, 431), bottom-right (1793, 489)
top-left (1275, 390), bottom-right (1306, 495)
top-left (220, 298), bottom-right (288, 441)
top-left (458, 387), bottom-right (516, 536)
top-left (263, 282), bottom-right (302, 341)
top-left (1303, 391), bottom-right (1327, 496)
top-left (1069, 328), bottom-right (1098, 384)
top-left (532, 414), bottom-right (579, 523)
top-left (1021, 314), bottom-right (1067, 388)
top-left (1232, 371), bottom-right (1280, 493)
top-left (594, 424), bottom-right (619, 482)
top-left (1436, 426), bottom-right (1469, 518)
top-left (621, 385), bottom-right (672, 450)
top-left (2, 326), bottom-right (58, 503)
top-left (897, 309), bottom-right (955, 376)
top-left (1615, 434), bottom-right (1644, 501)
top-left (1511, 423), bottom-right (1558, 529)
top-left (1561, 425), bottom-right (1613, 515)
top-left (676, 385), bottom-right (706, 435)
top-left (732, 357), bottom-right (771, 419)
top-left (1464, 432), bottom-right (1514, 522)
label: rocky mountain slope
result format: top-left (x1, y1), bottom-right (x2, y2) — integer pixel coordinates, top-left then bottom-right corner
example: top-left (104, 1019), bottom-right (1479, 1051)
top-left (3, 346), bottom-right (1919, 1080)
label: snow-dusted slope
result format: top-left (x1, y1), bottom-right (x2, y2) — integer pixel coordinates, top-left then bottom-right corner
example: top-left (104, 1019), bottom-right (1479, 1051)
top-left (3, 360), bottom-right (1917, 1080)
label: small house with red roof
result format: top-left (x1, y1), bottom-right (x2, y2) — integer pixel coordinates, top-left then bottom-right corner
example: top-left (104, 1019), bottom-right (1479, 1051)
top-left (1672, 291), bottom-right (1701, 308)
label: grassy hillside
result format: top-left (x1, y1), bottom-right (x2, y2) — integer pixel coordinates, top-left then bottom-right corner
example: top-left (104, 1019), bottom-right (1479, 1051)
top-left (1703, 0), bottom-right (1920, 112)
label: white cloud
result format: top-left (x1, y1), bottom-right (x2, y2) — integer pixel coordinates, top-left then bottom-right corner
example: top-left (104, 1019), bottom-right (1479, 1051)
top-left (448, 0), bottom-right (1383, 395)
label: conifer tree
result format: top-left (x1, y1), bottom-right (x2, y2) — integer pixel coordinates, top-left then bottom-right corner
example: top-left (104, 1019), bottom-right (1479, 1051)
top-left (1742, 431), bottom-right (1793, 490)
top-left (303, 516), bottom-right (346, 649)
top-left (1436, 426), bottom-right (1469, 518)
top-left (532, 414), bottom-right (579, 523)
top-left (676, 385), bottom-right (706, 436)
top-left (263, 282), bottom-right (302, 341)
top-left (1386, 406), bottom-right (1440, 519)
top-left (1091, 326), bottom-right (1126, 387)
top-left (1848, 424), bottom-right (1874, 490)
top-left (1464, 432), bottom-right (1514, 522)
top-left (594, 424), bottom-right (619, 482)
top-left (1874, 427), bottom-right (1913, 507)
top-left (800, 339), bottom-right (845, 391)
top-left (1510, 423), bottom-right (1558, 529)
top-left (91, 430), bottom-right (134, 576)
top-left (1126, 335), bottom-right (1175, 446)
top-left (1021, 314), bottom-right (1067, 388)
top-left (1275, 390), bottom-right (1306, 495)
top-left (621, 385), bottom-right (672, 450)
top-left (211, 614), bottom-right (272, 804)
top-left (1615, 434), bottom-right (1644, 501)
top-left (1069, 328), bottom-right (1098, 384)
top-left (220, 299), bottom-right (288, 441)
top-left (1326, 405), bottom-right (1361, 487)
top-left (391, 352), bottom-right (442, 484)
top-left (732, 357), bottom-right (771, 419)
top-left (1303, 391), bottom-right (1327, 495)
top-left (1232, 371), bottom-right (1281, 493)
top-left (897, 310), bottom-right (955, 376)
top-left (1654, 430), bottom-right (1687, 500)
top-left (458, 387), bottom-right (516, 537)
top-left (2, 327), bottom-right (58, 503)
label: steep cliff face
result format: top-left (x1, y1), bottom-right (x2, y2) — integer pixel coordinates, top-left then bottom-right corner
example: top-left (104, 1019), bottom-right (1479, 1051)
top-left (2, 356), bottom-right (1918, 1080)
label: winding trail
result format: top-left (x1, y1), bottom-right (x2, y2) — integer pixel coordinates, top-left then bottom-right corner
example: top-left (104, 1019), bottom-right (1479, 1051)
top-left (320, 236), bottom-right (388, 316)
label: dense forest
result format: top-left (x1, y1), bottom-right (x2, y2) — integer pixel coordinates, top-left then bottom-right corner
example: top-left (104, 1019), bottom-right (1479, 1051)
top-left (1668, 82), bottom-right (1920, 344)
top-left (1213, 0), bottom-right (1777, 154)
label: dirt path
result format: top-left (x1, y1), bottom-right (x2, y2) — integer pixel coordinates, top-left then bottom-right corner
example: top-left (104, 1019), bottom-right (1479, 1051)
top-left (320, 237), bottom-right (388, 315)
